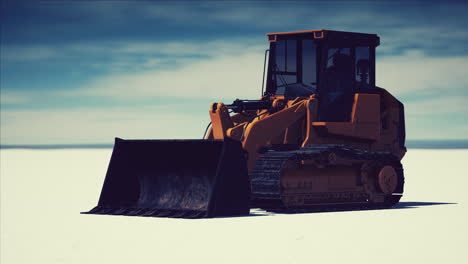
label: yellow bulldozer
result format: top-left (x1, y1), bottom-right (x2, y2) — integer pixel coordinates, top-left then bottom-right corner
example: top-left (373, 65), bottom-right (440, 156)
top-left (85, 29), bottom-right (406, 218)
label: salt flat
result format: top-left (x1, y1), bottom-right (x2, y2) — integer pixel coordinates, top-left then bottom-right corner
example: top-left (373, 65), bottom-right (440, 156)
top-left (1, 148), bottom-right (467, 264)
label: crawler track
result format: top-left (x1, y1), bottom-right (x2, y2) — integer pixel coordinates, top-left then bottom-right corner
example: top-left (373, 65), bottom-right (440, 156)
top-left (250, 144), bottom-right (404, 212)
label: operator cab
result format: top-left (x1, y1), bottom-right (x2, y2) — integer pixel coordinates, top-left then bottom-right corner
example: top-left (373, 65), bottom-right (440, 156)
top-left (265, 29), bottom-right (379, 122)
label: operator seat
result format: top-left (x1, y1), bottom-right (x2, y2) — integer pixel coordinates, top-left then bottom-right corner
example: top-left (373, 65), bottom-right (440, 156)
top-left (318, 53), bottom-right (354, 122)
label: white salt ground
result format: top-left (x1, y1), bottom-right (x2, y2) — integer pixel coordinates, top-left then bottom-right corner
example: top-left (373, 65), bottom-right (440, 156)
top-left (1, 149), bottom-right (467, 264)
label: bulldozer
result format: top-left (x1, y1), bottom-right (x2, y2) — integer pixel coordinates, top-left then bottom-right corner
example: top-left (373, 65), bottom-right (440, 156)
top-left (85, 29), bottom-right (406, 218)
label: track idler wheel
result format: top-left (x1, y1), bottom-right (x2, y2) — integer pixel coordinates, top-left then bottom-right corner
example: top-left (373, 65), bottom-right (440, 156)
top-left (378, 165), bottom-right (398, 195)
top-left (361, 160), bottom-right (404, 207)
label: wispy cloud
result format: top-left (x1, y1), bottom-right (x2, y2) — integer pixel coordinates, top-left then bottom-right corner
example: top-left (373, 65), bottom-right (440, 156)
top-left (62, 45), bottom-right (467, 100)
top-left (139, 2), bottom-right (468, 54)
top-left (406, 96), bottom-right (468, 116)
top-left (1, 46), bottom-right (59, 61)
top-left (0, 91), bottom-right (32, 105)
top-left (0, 105), bottom-right (209, 145)
top-left (65, 44), bottom-right (265, 100)
top-left (378, 50), bottom-right (468, 95)
top-left (140, 3), bottom-right (325, 28)
top-left (2, 40), bottom-right (261, 61)
top-left (6, 39), bottom-right (463, 107)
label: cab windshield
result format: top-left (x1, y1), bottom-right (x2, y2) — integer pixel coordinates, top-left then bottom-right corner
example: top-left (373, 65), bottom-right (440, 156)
top-left (266, 39), bottom-right (318, 98)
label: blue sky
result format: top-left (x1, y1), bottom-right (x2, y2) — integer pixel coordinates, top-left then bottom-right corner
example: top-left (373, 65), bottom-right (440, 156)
top-left (1, 0), bottom-right (467, 144)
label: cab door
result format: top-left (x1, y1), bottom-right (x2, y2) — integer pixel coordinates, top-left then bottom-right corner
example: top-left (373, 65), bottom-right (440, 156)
top-left (318, 47), bottom-right (355, 122)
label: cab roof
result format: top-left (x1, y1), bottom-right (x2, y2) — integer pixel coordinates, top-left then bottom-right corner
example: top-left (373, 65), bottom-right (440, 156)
top-left (266, 29), bottom-right (380, 46)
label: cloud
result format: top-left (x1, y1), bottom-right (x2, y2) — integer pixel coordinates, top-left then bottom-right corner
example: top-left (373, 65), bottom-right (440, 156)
top-left (405, 96), bottom-right (468, 116)
top-left (1, 46), bottom-right (59, 61)
top-left (3, 2), bottom-right (468, 65)
top-left (2, 1), bottom-right (468, 143)
top-left (66, 45), bottom-right (468, 100)
top-left (139, 2), bottom-right (468, 53)
top-left (4, 36), bottom-right (467, 111)
top-left (377, 50), bottom-right (468, 95)
top-left (1, 40), bottom-right (265, 80)
top-left (67, 45), bottom-right (266, 101)
top-left (0, 106), bottom-right (210, 145)
top-left (0, 91), bottom-right (32, 105)
top-left (2, 40), bottom-right (255, 62)
top-left (3, 45), bottom-right (468, 144)
top-left (140, 3), bottom-right (309, 27)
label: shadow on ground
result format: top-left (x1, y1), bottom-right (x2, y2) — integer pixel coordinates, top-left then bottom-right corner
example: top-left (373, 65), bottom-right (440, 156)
top-left (213, 202), bottom-right (458, 219)
top-left (393, 201), bottom-right (456, 209)
top-left (250, 201), bottom-right (457, 216)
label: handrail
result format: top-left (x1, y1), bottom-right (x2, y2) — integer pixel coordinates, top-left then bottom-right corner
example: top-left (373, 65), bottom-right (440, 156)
top-left (261, 49), bottom-right (269, 96)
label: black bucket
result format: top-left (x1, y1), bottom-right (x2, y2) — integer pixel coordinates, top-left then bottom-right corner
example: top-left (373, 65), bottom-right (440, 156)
top-left (84, 137), bottom-right (250, 218)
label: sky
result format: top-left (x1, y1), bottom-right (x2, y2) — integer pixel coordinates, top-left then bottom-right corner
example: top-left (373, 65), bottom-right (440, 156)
top-left (1, 0), bottom-right (467, 145)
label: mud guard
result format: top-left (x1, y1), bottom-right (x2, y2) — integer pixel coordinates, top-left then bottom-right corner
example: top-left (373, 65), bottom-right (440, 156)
top-left (84, 137), bottom-right (250, 218)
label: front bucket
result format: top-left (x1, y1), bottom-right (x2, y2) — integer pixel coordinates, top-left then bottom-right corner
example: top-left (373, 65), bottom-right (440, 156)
top-left (84, 137), bottom-right (250, 218)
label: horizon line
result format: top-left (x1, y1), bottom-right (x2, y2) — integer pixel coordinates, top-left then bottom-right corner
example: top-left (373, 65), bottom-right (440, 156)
top-left (1, 139), bottom-right (468, 150)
